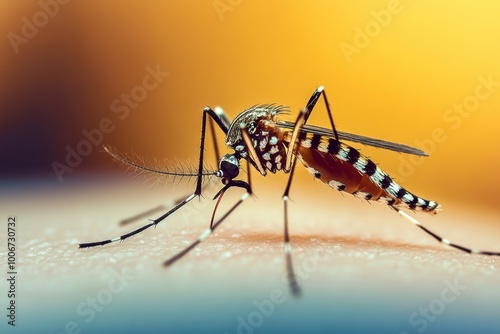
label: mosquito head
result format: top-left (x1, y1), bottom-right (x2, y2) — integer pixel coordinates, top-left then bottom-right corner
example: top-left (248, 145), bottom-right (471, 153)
top-left (219, 153), bottom-right (240, 183)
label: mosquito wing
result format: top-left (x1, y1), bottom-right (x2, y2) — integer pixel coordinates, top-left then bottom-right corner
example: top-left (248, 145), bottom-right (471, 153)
top-left (277, 121), bottom-right (428, 157)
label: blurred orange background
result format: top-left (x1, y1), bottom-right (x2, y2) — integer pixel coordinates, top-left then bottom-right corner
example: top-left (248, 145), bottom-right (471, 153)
top-left (2, 0), bottom-right (500, 215)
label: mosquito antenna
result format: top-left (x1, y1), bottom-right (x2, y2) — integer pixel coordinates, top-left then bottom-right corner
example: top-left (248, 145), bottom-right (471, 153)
top-left (104, 146), bottom-right (218, 181)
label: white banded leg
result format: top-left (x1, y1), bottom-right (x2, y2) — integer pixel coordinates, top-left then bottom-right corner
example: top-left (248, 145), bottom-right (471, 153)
top-left (79, 194), bottom-right (197, 248)
top-left (395, 208), bottom-right (500, 256)
top-left (283, 193), bottom-right (301, 296)
top-left (279, 87), bottom-right (342, 296)
top-left (79, 106), bottom-right (228, 248)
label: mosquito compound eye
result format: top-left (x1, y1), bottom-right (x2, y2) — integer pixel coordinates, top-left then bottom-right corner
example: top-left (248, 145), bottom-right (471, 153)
top-left (219, 154), bottom-right (240, 180)
top-left (221, 161), bottom-right (239, 179)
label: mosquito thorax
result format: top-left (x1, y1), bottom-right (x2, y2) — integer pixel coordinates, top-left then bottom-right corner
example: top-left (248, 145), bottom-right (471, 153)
top-left (219, 153), bottom-right (240, 182)
top-left (223, 105), bottom-right (290, 175)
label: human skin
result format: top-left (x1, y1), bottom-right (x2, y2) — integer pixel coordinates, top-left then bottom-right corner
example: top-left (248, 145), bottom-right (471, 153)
top-left (1, 174), bottom-right (499, 334)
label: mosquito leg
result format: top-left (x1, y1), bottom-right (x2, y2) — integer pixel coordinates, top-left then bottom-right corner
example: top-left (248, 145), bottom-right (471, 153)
top-left (210, 106), bottom-right (231, 166)
top-left (112, 106), bottom-right (229, 227)
top-left (79, 194), bottom-right (198, 248)
top-left (119, 177), bottom-right (221, 226)
top-left (395, 208), bottom-right (500, 256)
top-left (213, 106), bottom-right (231, 130)
top-left (284, 87), bottom-right (337, 171)
top-left (79, 106), bottom-right (227, 247)
top-left (278, 88), bottom-right (338, 296)
top-left (284, 108), bottom-right (307, 172)
top-left (281, 154), bottom-right (302, 296)
top-left (245, 159), bottom-right (253, 190)
top-left (240, 124), bottom-right (267, 176)
top-left (304, 86), bottom-right (339, 141)
top-left (280, 112), bottom-right (310, 296)
top-left (164, 180), bottom-right (251, 266)
top-left (119, 204), bottom-right (167, 226)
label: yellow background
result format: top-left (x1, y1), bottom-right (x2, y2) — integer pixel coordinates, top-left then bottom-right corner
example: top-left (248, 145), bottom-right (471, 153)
top-left (2, 1), bottom-right (500, 213)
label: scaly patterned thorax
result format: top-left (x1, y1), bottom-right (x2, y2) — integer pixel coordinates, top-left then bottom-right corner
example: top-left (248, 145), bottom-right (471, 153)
top-left (225, 105), bottom-right (289, 174)
top-left (250, 120), bottom-right (287, 173)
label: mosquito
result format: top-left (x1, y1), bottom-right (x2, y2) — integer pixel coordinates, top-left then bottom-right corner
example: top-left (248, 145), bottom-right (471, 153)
top-left (79, 86), bottom-right (500, 296)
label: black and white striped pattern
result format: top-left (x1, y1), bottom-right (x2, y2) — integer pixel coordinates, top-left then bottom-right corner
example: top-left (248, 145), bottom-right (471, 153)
top-left (252, 126), bottom-right (287, 173)
top-left (295, 132), bottom-right (440, 214)
top-left (397, 209), bottom-right (500, 256)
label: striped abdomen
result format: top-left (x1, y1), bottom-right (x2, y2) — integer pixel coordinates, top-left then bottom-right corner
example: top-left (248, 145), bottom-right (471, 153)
top-left (284, 132), bottom-right (440, 214)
